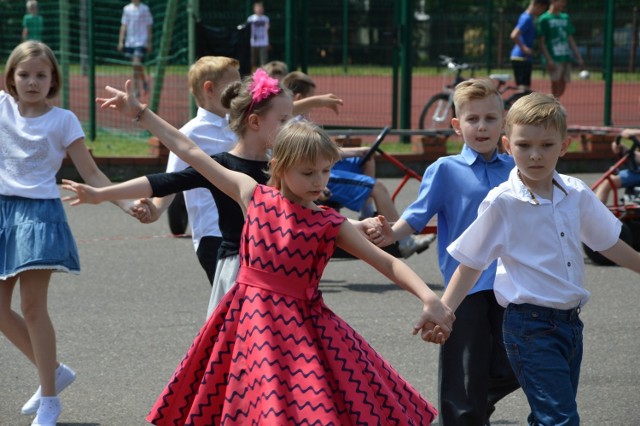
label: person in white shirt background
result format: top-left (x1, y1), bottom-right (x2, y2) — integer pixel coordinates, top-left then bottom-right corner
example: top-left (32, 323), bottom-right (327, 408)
top-left (118, 0), bottom-right (153, 98)
top-left (247, 1), bottom-right (270, 70)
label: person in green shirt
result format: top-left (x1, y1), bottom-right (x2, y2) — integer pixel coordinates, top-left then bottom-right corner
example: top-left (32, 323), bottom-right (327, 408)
top-left (22, 0), bottom-right (43, 41)
top-left (537, 0), bottom-right (584, 98)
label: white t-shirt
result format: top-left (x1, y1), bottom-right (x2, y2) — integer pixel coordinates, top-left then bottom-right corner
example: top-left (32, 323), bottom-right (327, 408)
top-left (247, 14), bottom-right (269, 47)
top-left (448, 168), bottom-right (621, 310)
top-left (0, 91), bottom-right (84, 199)
top-left (121, 2), bottom-right (153, 48)
top-left (166, 108), bottom-right (237, 251)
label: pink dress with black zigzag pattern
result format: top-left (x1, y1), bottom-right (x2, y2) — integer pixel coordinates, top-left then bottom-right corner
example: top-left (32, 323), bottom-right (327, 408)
top-left (147, 185), bottom-right (437, 425)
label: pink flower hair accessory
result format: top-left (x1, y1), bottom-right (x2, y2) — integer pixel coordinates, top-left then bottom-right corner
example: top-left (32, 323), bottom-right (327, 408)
top-left (247, 68), bottom-right (281, 115)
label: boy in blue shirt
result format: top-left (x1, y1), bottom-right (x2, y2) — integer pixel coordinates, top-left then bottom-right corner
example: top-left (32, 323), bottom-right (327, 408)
top-left (369, 78), bottom-right (519, 425)
top-left (438, 92), bottom-right (640, 425)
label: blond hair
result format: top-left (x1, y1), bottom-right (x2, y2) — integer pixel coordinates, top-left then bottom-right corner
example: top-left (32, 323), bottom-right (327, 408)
top-left (188, 56), bottom-right (239, 107)
top-left (4, 41), bottom-right (61, 100)
top-left (504, 92), bottom-right (567, 139)
top-left (281, 71), bottom-right (317, 98)
top-left (453, 78), bottom-right (502, 112)
top-left (268, 119), bottom-right (341, 189)
top-left (221, 73), bottom-right (291, 137)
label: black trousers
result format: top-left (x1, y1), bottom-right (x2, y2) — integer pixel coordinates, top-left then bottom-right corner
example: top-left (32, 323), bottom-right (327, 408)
top-left (438, 290), bottom-right (520, 426)
top-left (195, 236), bottom-right (222, 285)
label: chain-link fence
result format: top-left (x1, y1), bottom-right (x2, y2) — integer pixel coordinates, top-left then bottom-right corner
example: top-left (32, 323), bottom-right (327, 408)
top-left (1, 0), bottom-right (638, 142)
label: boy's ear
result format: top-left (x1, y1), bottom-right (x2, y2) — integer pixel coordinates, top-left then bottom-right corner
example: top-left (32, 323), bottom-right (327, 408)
top-left (559, 136), bottom-right (571, 157)
top-left (501, 135), bottom-right (512, 154)
top-left (203, 80), bottom-right (214, 95)
top-left (451, 117), bottom-right (461, 134)
top-left (293, 92), bottom-right (303, 101)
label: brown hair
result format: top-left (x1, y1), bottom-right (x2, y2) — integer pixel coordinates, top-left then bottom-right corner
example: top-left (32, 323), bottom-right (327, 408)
top-left (281, 71), bottom-right (317, 99)
top-left (261, 60), bottom-right (289, 80)
top-left (221, 73), bottom-right (291, 137)
top-left (4, 41), bottom-right (61, 100)
top-left (188, 56), bottom-right (239, 107)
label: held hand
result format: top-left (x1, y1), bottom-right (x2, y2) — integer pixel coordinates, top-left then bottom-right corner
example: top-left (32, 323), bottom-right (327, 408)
top-left (96, 80), bottom-right (144, 119)
top-left (129, 199), bottom-right (153, 222)
top-left (134, 198), bottom-right (160, 224)
top-left (364, 215), bottom-right (394, 247)
top-left (412, 299), bottom-right (455, 344)
top-left (60, 179), bottom-right (103, 205)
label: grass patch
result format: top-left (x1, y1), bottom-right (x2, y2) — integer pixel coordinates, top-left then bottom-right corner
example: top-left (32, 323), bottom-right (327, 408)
top-left (85, 129), bottom-right (152, 157)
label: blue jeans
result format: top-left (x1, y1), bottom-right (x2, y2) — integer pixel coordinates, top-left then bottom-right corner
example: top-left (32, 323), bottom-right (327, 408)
top-left (503, 303), bottom-right (584, 426)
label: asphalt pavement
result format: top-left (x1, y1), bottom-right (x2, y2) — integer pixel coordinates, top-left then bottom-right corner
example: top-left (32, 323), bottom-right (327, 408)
top-left (1, 175), bottom-right (639, 425)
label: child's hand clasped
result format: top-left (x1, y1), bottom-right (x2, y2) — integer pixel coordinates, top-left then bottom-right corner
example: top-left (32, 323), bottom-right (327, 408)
top-left (362, 215), bottom-right (393, 247)
top-left (412, 299), bottom-right (455, 345)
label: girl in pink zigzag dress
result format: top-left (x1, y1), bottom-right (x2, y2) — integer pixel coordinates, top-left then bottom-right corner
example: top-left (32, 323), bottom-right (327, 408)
top-left (64, 72), bottom-right (455, 425)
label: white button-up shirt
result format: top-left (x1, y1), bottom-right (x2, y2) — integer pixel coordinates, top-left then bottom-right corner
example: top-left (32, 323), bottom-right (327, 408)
top-left (448, 168), bottom-right (621, 309)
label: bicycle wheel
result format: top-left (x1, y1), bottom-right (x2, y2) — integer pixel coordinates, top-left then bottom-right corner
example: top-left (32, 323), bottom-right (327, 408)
top-left (418, 93), bottom-right (454, 129)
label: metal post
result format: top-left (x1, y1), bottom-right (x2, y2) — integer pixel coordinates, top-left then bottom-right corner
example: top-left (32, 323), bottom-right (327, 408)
top-left (188, 0), bottom-right (198, 118)
top-left (58, 0), bottom-right (69, 109)
top-left (343, 0), bottom-right (348, 75)
top-left (151, 0), bottom-right (179, 113)
top-left (485, 0), bottom-right (493, 74)
top-left (87, 0), bottom-right (95, 140)
top-left (392, 1), bottom-right (399, 129)
top-left (497, 8), bottom-right (504, 67)
top-left (301, 0), bottom-right (309, 72)
top-left (630, 7), bottom-right (638, 73)
top-left (285, 0), bottom-right (293, 68)
top-left (399, 0), bottom-right (413, 133)
top-left (603, 0), bottom-right (614, 126)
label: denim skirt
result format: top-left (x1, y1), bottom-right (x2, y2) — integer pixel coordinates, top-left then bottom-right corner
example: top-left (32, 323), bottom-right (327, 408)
top-left (0, 195), bottom-right (80, 280)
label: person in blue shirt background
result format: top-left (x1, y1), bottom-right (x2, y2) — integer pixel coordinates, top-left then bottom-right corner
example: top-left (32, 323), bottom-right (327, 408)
top-left (510, 0), bottom-right (550, 90)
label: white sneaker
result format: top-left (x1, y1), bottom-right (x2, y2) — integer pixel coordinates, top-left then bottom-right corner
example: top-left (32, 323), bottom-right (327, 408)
top-left (398, 234), bottom-right (436, 258)
top-left (31, 396), bottom-right (60, 426)
top-left (22, 364), bottom-right (76, 415)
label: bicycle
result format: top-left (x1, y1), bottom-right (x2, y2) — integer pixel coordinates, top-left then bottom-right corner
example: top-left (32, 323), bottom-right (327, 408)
top-left (417, 55), bottom-right (532, 129)
top-left (583, 133), bottom-right (640, 265)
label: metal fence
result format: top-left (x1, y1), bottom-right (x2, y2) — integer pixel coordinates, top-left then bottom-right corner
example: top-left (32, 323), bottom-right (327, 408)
top-left (0, 0), bottom-right (638, 142)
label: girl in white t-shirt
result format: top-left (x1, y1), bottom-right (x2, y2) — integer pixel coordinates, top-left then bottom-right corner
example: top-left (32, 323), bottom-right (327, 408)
top-left (0, 41), bottom-right (143, 426)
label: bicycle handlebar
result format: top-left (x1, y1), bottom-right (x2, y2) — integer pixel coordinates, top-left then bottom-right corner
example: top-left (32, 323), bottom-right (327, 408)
top-left (357, 126), bottom-right (391, 168)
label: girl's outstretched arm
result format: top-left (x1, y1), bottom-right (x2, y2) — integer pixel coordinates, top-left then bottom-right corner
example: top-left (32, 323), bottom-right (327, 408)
top-left (96, 80), bottom-right (256, 212)
top-left (62, 176), bottom-right (154, 206)
top-left (336, 221), bottom-right (455, 343)
top-left (65, 136), bottom-right (145, 216)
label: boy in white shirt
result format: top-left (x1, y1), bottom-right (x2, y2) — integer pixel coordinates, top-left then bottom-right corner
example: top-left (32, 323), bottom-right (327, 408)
top-left (435, 92), bottom-right (640, 425)
top-left (140, 57), bottom-right (240, 284)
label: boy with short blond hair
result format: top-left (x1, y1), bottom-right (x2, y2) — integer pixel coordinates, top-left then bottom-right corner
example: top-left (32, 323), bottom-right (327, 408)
top-left (440, 92), bottom-right (640, 424)
top-left (370, 78), bottom-right (520, 424)
top-left (143, 56), bottom-right (241, 284)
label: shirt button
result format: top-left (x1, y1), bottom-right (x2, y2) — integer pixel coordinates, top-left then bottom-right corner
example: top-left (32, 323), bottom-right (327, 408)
top-left (560, 232), bottom-right (565, 237)
top-left (567, 262), bottom-right (571, 267)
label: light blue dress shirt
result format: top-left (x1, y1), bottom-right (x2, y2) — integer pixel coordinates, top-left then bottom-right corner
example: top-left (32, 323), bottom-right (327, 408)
top-left (401, 144), bottom-right (515, 293)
